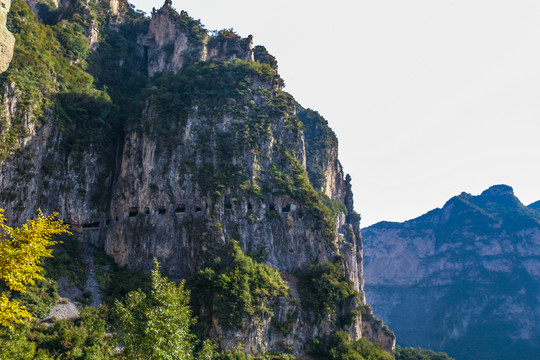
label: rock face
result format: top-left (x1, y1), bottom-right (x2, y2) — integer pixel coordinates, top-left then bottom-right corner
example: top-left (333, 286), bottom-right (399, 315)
top-left (144, 1), bottom-right (205, 76)
top-left (0, 0), bottom-right (14, 73)
top-left (143, 1), bottom-right (254, 77)
top-left (0, 0), bottom-right (394, 355)
top-left (362, 185), bottom-right (540, 360)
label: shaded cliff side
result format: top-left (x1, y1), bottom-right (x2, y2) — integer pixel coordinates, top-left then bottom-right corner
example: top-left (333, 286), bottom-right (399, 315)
top-left (0, 0), bottom-right (394, 355)
top-left (362, 185), bottom-right (540, 360)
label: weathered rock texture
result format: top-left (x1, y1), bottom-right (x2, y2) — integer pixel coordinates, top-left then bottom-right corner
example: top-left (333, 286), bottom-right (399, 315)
top-left (143, 1), bottom-right (254, 77)
top-left (0, 0), bottom-right (14, 73)
top-left (363, 184), bottom-right (540, 360)
top-left (0, 0), bottom-right (394, 355)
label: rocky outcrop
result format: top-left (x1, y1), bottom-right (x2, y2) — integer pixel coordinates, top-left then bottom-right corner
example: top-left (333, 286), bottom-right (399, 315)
top-left (297, 107), bottom-right (346, 202)
top-left (206, 32), bottom-right (253, 62)
top-left (143, 1), bottom-right (205, 76)
top-left (363, 185), bottom-right (540, 360)
top-left (144, 1), bottom-right (254, 77)
top-left (0, 0), bottom-right (14, 73)
top-left (361, 307), bottom-right (396, 353)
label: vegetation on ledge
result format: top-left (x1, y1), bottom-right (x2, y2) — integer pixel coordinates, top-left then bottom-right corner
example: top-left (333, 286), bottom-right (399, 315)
top-left (310, 331), bottom-right (393, 360)
top-left (190, 241), bottom-right (290, 329)
top-left (298, 260), bottom-right (356, 324)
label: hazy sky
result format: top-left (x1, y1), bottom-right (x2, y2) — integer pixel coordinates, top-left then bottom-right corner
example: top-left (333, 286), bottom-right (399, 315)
top-left (131, 0), bottom-right (540, 226)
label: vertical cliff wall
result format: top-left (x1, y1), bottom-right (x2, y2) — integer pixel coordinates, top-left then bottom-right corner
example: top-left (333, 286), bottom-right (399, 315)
top-left (0, 0), bottom-right (395, 355)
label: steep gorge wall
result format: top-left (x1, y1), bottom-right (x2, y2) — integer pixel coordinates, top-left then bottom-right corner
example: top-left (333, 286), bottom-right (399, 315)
top-left (0, 0), bottom-right (395, 355)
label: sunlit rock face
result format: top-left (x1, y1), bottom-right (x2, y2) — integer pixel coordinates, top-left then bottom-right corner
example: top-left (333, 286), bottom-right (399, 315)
top-left (143, 0), bottom-right (254, 77)
top-left (0, 0), bottom-right (14, 73)
top-left (0, 0), bottom-right (395, 355)
top-left (363, 184), bottom-right (540, 360)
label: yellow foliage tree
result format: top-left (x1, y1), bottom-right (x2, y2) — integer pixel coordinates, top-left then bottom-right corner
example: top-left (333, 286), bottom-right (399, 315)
top-left (0, 209), bottom-right (70, 327)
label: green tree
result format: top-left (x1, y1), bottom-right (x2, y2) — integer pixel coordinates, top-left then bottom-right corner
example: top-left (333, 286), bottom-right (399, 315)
top-left (395, 346), bottom-right (455, 360)
top-left (0, 209), bottom-right (70, 327)
top-left (115, 259), bottom-right (196, 360)
top-left (310, 331), bottom-right (394, 360)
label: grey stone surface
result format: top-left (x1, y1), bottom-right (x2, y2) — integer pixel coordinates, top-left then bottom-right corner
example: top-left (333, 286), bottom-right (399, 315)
top-left (0, 0), bottom-right (14, 73)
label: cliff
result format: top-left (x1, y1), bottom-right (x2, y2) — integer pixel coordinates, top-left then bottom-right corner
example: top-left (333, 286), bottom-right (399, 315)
top-left (143, 1), bottom-right (254, 76)
top-left (362, 185), bottom-right (540, 360)
top-left (0, 0), bottom-right (394, 355)
top-left (0, 0), bottom-right (14, 72)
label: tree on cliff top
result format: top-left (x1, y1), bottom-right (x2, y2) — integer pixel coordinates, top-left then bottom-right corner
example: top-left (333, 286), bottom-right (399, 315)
top-left (0, 209), bottom-right (70, 327)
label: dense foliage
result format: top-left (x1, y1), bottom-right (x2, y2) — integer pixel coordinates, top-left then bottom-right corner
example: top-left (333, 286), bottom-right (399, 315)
top-left (0, 209), bottom-right (70, 327)
top-left (145, 59), bottom-right (285, 146)
top-left (395, 346), bottom-right (455, 360)
top-left (0, 281), bottom-right (114, 359)
top-left (146, 59), bottom-right (283, 119)
top-left (298, 260), bottom-right (356, 323)
top-left (115, 260), bottom-right (196, 360)
top-left (1, 0), bottom-right (111, 160)
top-left (253, 46), bottom-right (278, 71)
top-left (190, 241), bottom-right (290, 329)
top-left (310, 331), bottom-right (394, 360)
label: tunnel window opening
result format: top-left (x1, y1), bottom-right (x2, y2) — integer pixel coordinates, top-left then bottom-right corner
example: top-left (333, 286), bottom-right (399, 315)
top-left (82, 222), bottom-right (100, 229)
top-left (175, 205), bottom-right (186, 214)
top-left (129, 208), bottom-right (138, 217)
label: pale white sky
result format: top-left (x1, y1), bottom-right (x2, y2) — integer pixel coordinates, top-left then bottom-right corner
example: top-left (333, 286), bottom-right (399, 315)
top-left (131, 0), bottom-right (540, 226)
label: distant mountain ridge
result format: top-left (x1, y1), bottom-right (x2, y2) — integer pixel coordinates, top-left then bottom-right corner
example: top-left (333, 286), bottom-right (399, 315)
top-left (362, 185), bottom-right (540, 360)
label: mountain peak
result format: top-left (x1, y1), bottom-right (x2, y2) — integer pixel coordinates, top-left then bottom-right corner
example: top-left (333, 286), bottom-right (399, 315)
top-left (362, 181), bottom-right (540, 359)
top-left (480, 184), bottom-right (514, 197)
